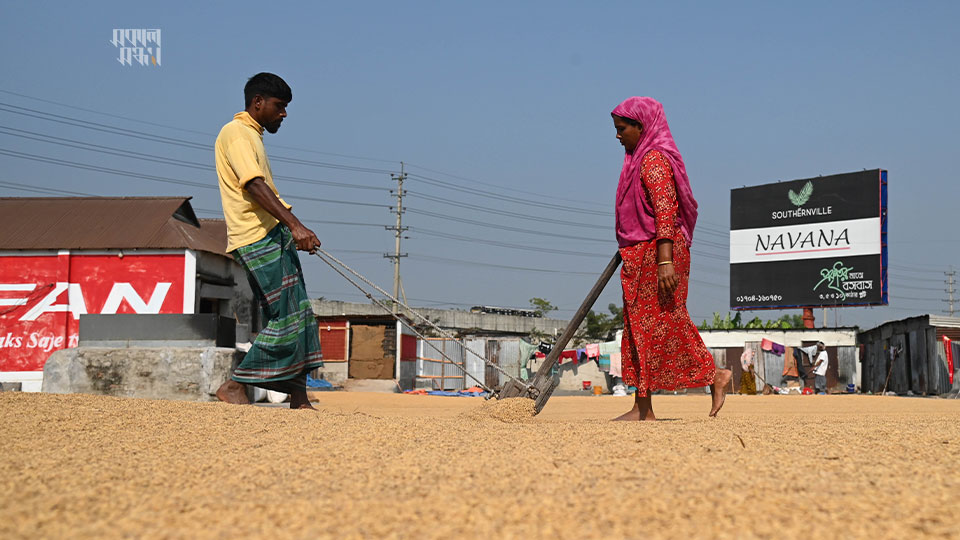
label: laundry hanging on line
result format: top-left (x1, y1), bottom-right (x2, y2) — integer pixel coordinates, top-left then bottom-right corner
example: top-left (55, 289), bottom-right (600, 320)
top-left (782, 346), bottom-right (799, 377)
top-left (599, 354), bottom-right (611, 372)
top-left (761, 338), bottom-right (785, 356)
top-left (609, 351), bottom-right (622, 378)
top-left (559, 350), bottom-right (578, 364)
top-left (598, 341), bottom-right (619, 355)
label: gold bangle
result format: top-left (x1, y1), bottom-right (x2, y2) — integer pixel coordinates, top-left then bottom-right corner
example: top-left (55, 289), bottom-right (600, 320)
top-left (658, 260), bottom-right (673, 266)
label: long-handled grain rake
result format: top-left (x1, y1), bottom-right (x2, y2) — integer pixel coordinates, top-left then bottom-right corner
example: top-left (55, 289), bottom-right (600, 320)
top-left (314, 248), bottom-right (623, 414)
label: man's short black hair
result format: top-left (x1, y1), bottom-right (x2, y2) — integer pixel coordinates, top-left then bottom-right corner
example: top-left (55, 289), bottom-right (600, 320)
top-left (244, 72), bottom-right (292, 108)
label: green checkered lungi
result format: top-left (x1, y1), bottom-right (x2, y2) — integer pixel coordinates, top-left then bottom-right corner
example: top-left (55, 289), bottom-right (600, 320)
top-left (231, 224), bottom-right (323, 384)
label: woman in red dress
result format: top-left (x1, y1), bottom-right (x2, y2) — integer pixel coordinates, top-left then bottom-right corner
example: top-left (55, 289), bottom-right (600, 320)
top-left (611, 97), bottom-right (731, 421)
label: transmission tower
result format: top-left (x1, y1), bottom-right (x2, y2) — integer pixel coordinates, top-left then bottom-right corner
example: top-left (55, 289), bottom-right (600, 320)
top-left (945, 267), bottom-right (957, 316)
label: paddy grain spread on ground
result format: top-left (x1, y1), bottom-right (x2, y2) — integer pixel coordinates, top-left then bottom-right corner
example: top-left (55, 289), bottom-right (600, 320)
top-left (2, 392), bottom-right (958, 539)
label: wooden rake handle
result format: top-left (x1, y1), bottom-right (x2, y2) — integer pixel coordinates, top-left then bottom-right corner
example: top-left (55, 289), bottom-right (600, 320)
top-left (533, 251), bottom-right (622, 379)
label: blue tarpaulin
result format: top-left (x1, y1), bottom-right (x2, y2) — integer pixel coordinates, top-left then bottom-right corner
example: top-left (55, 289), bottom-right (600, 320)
top-left (306, 375), bottom-right (333, 389)
top-left (404, 390), bottom-right (488, 397)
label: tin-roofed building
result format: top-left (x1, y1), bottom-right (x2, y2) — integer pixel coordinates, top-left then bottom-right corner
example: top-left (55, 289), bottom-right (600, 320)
top-left (858, 314), bottom-right (960, 395)
top-left (0, 197), bottom-right (256, 390)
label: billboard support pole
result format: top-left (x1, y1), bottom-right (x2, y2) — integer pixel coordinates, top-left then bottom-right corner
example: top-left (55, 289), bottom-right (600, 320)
top-left (802, 308), bottom-right (815, 329)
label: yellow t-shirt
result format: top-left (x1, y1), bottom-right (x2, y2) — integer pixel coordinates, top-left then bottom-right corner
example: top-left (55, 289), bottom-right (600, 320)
top-left (215, 111), bottom-right (292, 251)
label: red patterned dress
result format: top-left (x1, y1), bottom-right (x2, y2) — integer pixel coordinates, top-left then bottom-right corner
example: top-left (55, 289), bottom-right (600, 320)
top-left (619, 150), bottom-right (716, 396)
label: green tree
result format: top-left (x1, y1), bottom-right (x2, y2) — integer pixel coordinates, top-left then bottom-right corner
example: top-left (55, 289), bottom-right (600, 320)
top-left (781, 314), bottom-right (805, 328)
top-left (699, 312), bottom-right (805, 330)
top-left (528, 297), bottom-right (557, 317)
top-left (576, 303), bottom-right (624, 343)
top-left (698, 311), bottom-right (743, 330)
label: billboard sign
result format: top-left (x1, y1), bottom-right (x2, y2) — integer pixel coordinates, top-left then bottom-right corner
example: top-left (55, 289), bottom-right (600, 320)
top-left (729, 169), bottom-right (888, 310)
top-left (0, 251), bottom-right (192, 372)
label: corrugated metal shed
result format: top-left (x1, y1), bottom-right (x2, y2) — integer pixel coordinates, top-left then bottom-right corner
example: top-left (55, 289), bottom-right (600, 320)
top-left (858, 314), bottom-right (954, 394)
top-left (0, 197), bottom-right (226, 255)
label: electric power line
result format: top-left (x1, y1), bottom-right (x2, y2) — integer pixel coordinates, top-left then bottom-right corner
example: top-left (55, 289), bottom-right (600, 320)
top-left (0, 126), bottom-right (390, 192)
top-left (407, 172), bottom-right (610, 216)
top-left (0, 180), bottom-right (94, 197)
top-left (0, 150), bottom-right (392, 209)
top-left (889, 273), bottom-right (945, 284)
top-left (0, 95), bottom-right (735, 241)
top-left (0, 102), bottom-right (396, 175)
top-left (889, 263), bottom-right (945, 275)
top-left (193, 207), bottom-right (390, 228)
top-left (404, 162), bottom-right (611, 211)
top-left (410, 227), bottom-right (609, 257)
top-left (0, 87), bottom-right (402, 165)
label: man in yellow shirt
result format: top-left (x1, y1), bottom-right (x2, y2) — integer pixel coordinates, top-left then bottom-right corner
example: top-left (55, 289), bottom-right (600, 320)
top-left (214, 72), bottom-right (323, 409)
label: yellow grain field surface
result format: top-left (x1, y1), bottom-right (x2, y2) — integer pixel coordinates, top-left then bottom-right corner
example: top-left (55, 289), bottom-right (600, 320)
top-left (2, 392), bottom-right (959, 539)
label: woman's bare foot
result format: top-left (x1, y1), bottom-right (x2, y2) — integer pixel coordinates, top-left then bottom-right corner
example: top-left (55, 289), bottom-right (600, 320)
top-left (613, 408), bottom-right (656, 421)
top-left (215, 380), bottom-right (250, 405)
top-left (613, 394), bottom-right (656, 421)
top-left (709, 369), bottom-right (732, 417)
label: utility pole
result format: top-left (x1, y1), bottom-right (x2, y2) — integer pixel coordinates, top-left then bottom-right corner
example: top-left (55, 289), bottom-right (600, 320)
top-left (945, 267), bottom-right (957, 316)
top-left (385, 162), bottom-right (408, 313)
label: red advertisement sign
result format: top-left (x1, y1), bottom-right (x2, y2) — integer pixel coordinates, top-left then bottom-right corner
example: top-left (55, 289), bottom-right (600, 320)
top-left (0, 252), bottom-right (189, 372)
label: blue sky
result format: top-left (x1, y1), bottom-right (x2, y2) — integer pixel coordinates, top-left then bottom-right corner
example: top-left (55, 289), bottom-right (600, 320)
top-left (1, 1), bottom-right (958, 329)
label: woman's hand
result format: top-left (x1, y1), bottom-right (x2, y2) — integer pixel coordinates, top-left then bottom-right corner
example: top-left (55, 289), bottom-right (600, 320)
top-left (658, 262), bottom-right (678, 297)
top-left (655, 239), bottom-right (676, 297)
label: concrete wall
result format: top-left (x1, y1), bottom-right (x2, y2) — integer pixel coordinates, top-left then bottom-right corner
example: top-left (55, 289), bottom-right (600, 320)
top-left (314, 362), bottom-right (348, 386)
top-left (531, 356), bottom-right (609, 392)
top-left (196, 250), bottom-right (256, 339)
top-left (312, 300), bottom-right (573, 336)
top-left (699, 328), bottom-right (859, 348)
top-left (42, 346), bottom-right (239, 401)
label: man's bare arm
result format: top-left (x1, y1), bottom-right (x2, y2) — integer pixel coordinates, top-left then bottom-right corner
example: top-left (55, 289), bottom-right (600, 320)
top-left (245, 177), bottom-right (320, 253)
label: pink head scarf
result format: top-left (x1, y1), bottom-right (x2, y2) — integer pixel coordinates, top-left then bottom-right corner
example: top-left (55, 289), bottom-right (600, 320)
top-left (612, 96), bottom-right (698, 247)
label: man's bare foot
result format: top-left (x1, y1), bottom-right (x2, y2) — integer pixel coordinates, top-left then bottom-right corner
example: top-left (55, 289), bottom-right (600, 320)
top-left (613, 395), bottom-right (656, 421)
top-left (254, 380), bottom-right (295, 394)
top-left (216, 380), bottom-right (250, 405)
top-left (289, 389), bottom-right (316, 410)
top-left (709, 369), bottom-right (732, 417)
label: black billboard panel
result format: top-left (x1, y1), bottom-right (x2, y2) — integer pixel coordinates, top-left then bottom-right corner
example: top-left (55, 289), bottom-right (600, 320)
top-left (730, 170), bottom-right (882, 230)
top-left (729, 169), bottom-right (888, 310)
top-left (730, 255), bottom-right (884, 309)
